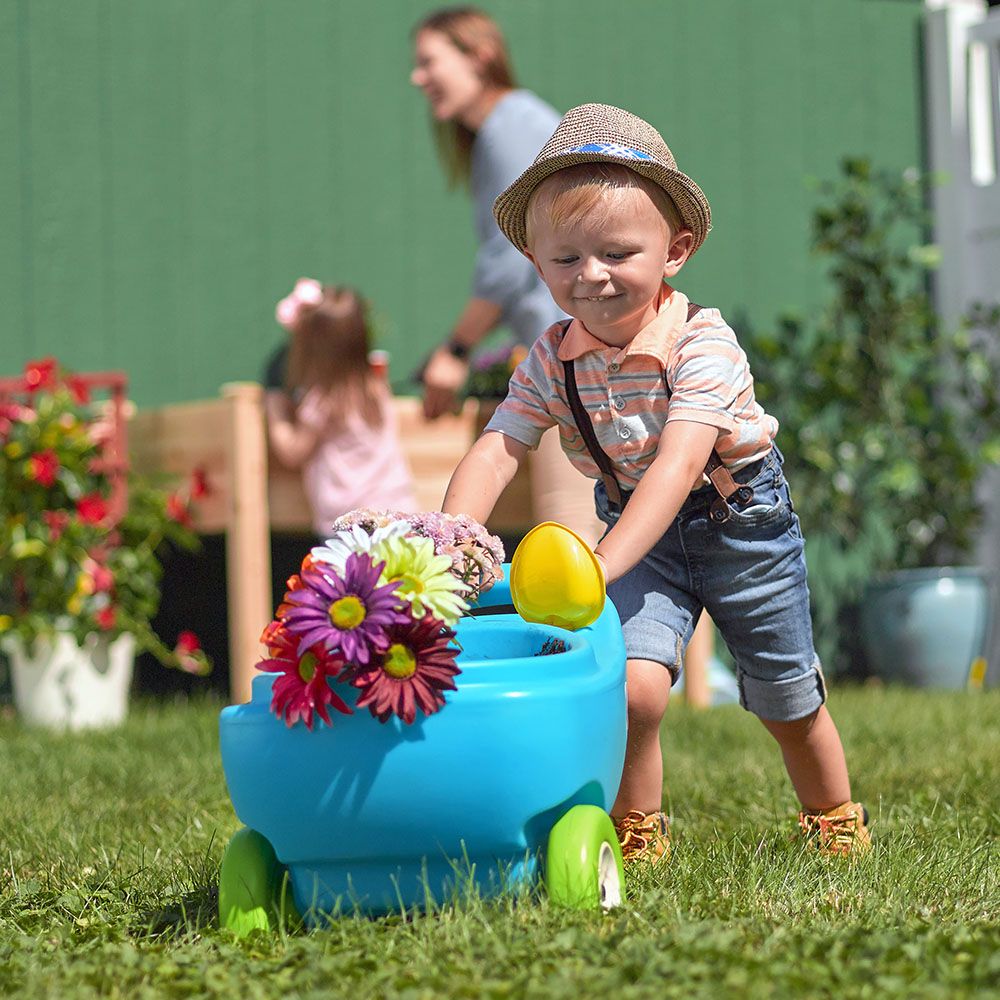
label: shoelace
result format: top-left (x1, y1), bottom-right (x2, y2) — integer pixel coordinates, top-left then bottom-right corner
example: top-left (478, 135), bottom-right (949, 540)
top-left (615, 810), bottom-right (667, 860)
top-left (798, 810), bottom-right (864, 855)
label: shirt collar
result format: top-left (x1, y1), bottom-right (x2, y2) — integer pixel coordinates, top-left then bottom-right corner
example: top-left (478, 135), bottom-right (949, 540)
top-left (555, 284), bottom-right (690, 364)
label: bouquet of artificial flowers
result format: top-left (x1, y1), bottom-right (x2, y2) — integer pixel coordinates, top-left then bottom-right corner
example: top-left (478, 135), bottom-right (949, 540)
top-left (256, 510), bottom-right (504, 729)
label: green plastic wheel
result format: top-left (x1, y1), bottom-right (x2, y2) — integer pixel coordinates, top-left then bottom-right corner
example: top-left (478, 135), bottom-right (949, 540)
top-left (545, 805), bottom-right (625, 910)
top-left (218, 827), bottom-right (301, 936)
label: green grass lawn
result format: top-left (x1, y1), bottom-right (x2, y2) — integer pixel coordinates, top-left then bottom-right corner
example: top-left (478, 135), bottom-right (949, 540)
top-left (1, 687), bottom-right (998, 999)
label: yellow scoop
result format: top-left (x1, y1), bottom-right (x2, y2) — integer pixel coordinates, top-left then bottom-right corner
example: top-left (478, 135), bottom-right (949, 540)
top-left (509, 521), bottom-right (606, 630)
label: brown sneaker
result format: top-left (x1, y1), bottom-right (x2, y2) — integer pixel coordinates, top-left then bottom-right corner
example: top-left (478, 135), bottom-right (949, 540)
top-left (798, 800), bottom-right (871, 856)
top-left (613, 809), bottom-right (671, 864)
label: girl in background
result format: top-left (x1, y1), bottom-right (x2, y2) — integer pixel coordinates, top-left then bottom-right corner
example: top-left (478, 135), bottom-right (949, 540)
top-left (264, 279), bottom-right (417, 537)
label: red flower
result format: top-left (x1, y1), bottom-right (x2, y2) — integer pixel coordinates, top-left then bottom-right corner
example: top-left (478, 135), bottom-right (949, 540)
top-left (0, 402), bottom-right (22, 439)
top-left (166, 492), bottom-right (192, 528)
top-left (176, 630), bottom-right (200, 654)
top-left (257, 622), bottom-right (352, 730)
top-left (190, 465), bottom-right (211, 500)
top-left (23, 356), bottom-right (58, 392)
top-left (27, 449), bottom-right (60, 487)
top-left (77, 493), bottom-right (108, 524)
top-left (95, 606), bottom-right (117, 630)
top-left (92, 564), bottom-right (115, 593)
top-left (348, 615), bottom-right (460, 725)
top-left (174, 630), bottom-right (210, 674)
top-left (66, 375), bottom-right (91, 405)
top-left (43, 510), bottom-right (70, 540)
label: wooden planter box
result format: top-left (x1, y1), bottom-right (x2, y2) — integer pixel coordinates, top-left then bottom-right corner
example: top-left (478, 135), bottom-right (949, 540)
top-left (129, 387), bottom-right (537, 703)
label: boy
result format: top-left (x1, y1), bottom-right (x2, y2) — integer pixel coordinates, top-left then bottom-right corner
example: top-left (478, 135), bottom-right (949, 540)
top-left (442, 103), bottom-right (870, 861)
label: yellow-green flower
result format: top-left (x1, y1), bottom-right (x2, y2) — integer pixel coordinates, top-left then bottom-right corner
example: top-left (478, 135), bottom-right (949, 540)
top-left (377, 534), bottom-right (469, 625)
top-left (0, 615), bottom-right (12, 633)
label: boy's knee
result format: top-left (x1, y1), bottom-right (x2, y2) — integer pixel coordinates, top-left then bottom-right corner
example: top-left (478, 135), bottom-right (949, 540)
top-left (626, 658), bottom-right (672, 729)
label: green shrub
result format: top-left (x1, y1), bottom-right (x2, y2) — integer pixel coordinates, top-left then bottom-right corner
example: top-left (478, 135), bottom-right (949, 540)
top-left (745, 159), bottom-right (1000, 674)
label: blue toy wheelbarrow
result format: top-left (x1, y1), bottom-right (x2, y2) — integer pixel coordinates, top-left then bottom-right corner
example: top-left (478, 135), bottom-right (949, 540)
top-left (217, 567), bottom-right (627, 932)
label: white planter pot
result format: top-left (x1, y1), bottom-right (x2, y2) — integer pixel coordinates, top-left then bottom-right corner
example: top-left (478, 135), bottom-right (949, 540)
top-left (2, 631), bottom-right (136, 730)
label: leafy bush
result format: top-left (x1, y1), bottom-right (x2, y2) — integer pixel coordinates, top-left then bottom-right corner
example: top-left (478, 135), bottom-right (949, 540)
top-left (744, 159), bottom-right (1000, 673)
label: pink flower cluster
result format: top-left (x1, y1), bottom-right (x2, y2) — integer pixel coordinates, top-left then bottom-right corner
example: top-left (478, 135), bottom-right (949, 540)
top-left (331, 509), bottom-right (505, 598)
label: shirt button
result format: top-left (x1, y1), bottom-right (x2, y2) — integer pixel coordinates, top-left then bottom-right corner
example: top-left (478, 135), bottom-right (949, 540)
top-left (620, 427), bottom-right (631, 439)
top-left (608, 362), bottom-right (620, 374)
top-left (614, 396), bottom-right (625, 410)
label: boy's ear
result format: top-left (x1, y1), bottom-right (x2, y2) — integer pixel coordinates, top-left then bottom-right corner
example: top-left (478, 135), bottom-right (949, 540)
top-left (524, 249), bottom-right (546, 281)
top-left (664, 229), bottom-right (694, 278)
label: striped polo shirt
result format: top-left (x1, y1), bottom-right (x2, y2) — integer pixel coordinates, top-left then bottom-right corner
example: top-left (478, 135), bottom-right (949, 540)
top-left (484, 285), bottom-right (778, 490)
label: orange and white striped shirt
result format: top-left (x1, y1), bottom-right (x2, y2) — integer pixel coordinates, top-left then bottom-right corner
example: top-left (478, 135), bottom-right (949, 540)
top-left (484, 285), bottom-right (778, 490)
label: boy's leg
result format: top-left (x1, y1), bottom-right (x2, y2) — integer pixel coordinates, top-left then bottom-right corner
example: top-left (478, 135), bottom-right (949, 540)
top-left (758, 705), bottom-right (850, 811)
top-left (611, 658), bottom-right (673, 816)
top-left (696, 454), bottom-right (870, 851)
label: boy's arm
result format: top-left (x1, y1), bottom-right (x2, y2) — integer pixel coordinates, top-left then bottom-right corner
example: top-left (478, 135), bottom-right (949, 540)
top-left (442, 430), bottom-right (530, 524)
top-left (594, 420), bottom-right (720, 583)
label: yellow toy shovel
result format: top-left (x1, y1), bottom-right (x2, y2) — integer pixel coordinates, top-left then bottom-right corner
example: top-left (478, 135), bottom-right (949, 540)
top-left (509, 521), bottom-right (606, 630)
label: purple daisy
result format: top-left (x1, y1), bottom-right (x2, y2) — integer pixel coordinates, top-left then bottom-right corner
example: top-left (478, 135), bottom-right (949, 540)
top-left (348, 615), bottom-right (461, 724)
top-left (282, 551), bottom-right (408, 665)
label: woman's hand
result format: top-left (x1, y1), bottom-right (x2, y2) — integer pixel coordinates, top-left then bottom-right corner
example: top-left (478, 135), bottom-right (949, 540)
top-left (421, 299), bottom-right (504, 419)
top-left (421, 347), bottom-right (469, 420)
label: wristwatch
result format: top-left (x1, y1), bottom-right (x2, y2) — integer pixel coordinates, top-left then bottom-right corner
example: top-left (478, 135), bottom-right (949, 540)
top-left (444, 337), bottom-right (471, 361)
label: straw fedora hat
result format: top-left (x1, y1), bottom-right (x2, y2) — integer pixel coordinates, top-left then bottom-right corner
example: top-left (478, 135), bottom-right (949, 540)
top-left (493, 103), bottom-right (711, 257)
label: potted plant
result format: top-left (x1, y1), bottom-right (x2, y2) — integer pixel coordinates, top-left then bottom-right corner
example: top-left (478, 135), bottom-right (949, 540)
top-left (0, 357), bottom-right (210, 729)
top-left (744, 159), bottom-right (1000, 686)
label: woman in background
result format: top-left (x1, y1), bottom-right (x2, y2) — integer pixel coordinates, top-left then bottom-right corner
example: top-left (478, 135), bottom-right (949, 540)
top-left (411, 5), bottom-right (601, 545)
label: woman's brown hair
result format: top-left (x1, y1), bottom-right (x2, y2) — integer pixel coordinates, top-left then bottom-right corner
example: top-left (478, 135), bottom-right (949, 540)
top-left (414, 6), bottom-right (516, 187)
top-left (285, 286), bottom-right (382, 427)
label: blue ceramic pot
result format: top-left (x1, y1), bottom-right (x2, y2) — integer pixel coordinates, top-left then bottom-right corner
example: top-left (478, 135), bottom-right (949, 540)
top-left (859, 567), bottom-right (995, 689)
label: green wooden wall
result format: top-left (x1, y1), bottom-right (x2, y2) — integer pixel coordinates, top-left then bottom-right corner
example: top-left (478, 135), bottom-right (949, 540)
top-left (1, 0), bottom-right (926, 407)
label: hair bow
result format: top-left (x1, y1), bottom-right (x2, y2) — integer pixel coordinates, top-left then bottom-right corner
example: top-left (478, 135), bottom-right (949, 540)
top-left (276, 278), bottom-right (324, 330)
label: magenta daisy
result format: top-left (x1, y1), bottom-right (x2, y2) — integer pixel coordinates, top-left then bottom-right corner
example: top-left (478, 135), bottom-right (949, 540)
top-left (348, 615), bottom-right (461, 724)
top-left (256, 621), bottom-right (352, 730)
top-left (282, 551), bottom-right (407, 665)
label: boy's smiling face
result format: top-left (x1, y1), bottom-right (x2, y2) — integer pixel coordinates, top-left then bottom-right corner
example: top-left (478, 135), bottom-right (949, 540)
top-left (526, 180), bottom-right (692, 348)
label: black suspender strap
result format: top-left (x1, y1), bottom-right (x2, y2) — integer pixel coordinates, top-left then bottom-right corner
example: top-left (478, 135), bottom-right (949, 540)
top-left (560, 303), bottom-right (754, 519)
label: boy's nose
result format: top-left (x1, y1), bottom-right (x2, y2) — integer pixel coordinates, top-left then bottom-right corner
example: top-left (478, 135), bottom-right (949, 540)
top-left (579, 257), bottom-right (610, 283)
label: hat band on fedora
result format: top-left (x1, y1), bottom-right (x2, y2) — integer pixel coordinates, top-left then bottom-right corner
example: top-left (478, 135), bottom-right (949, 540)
top-left (566, 143), bottom-right (653, 161)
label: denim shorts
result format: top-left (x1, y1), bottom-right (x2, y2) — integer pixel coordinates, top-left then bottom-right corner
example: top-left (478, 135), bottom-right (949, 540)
top-left (595, 448), bottom-right (826, 722)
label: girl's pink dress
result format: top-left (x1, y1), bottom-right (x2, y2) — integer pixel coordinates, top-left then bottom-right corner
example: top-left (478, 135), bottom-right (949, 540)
top-left (299, 387), bottom-right (418, 537)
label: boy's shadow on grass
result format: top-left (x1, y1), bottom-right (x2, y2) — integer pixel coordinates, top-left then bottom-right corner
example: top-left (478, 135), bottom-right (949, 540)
top-left (133, 884), bottom-right (219, 938)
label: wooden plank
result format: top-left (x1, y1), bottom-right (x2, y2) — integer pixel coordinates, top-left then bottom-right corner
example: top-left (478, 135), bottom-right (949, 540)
top-left (130, 397), bottom-right (233, 534)
top-left (221, 383), bottom-right (271, 704)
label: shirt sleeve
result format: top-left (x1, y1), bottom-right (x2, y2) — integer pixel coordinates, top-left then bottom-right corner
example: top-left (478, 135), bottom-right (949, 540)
top-left (471, 228), bottom-right (538, 310)
top-left (482, 329), bottom-right (559, 448)
top-left (664, 312), bottom-right (747, 432)
top-left (470, 124), bottom-right (546, 310)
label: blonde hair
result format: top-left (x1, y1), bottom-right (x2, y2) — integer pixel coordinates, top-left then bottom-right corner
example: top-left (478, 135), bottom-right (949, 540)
top-left (525, 164), bottom-right (684, 248)
top-left (285, 286), bottom-right (382, 428)
top-left (414, 6), bottom-right (516, 187)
